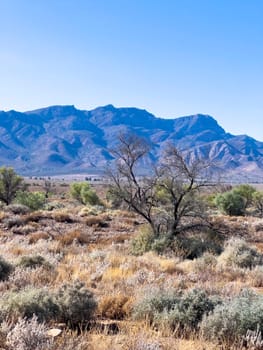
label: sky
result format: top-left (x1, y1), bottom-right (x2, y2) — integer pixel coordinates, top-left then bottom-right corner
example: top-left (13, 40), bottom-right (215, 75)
top-left (0, 0), bottom-right (263, 139)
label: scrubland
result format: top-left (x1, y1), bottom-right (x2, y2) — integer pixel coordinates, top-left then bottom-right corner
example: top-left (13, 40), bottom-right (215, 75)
top-left (1, 180), bottom-right (263, 349)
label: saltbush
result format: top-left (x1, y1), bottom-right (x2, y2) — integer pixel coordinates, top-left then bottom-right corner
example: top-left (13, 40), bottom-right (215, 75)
top-left (55, 280), bottom-right (97, 326)
top-left (133, 288), bottom-right (218, 332)
top-left (200, 290), bottom-right (263, 346)
top-left (0, 287), bottom-right (58, 322)
top-left (218, 238), bottom-right (262, 269)
top-left (133, 287), bottom-right (180, 323)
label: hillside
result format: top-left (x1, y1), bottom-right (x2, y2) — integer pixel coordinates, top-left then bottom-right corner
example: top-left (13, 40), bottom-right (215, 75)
top-left (0, 105), bottom-right (263, 180)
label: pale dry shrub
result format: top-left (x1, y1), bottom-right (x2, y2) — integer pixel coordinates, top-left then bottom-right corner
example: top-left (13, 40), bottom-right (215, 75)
top-left (218, 238), bottom-right (262, 269)
top-left (243, 326), bottom-right (263, 350)
top-left (127, 334), bottom-right (162, 350)
top-left (6, 315), bottom-right (51, 350)
top-left (200, 289), bottom-right (263, 347)
top-left (3, 216), bottom-right (25, 228)
top-left (248, 266), bottom-right (263, 287)
top-left (5, 204), bottom-right (30, 215)
top-left (8, 266), bottom-right (56, 289)
top-left (11, 224), bottom-right (36, 235)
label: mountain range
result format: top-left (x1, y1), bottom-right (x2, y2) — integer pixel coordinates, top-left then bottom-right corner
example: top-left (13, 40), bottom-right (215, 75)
top-left (0, 104), bottom-right (262, 181)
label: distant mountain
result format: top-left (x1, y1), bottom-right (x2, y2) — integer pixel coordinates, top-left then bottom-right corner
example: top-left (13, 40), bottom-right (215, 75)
top-left (0, 104), bottom-right (262, 180)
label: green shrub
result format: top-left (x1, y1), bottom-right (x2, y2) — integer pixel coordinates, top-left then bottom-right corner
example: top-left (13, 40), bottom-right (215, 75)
top-left (133, 288), bottom-right (218, 332)
top-left (214, 190), bottom-right (246, 216)
top-left (233, 184), bottom-right (256, 209)
top-left (0, 287), bottom-right (58, 322)
top-left (0, 256), bottom-right (13, 281)
top-left (55, 280), bottom-right (97, 326)
top-left (18, 255), bottom-right (51, 269)
top-left (130, 225), bottom-right (155, 256)
top-left (0, 167), bottom-right (24, 205)
top-left (155, 289), bottom-right (218, 331)
top-left (133, 288), bottom-right (180, 323)
top-left (15, 191), bottom-right (46, 211)
top-left (70, 182), bottom-right (101, 206)
top-left (200, 290), bottom-right (263, 346)
top-left (218, 238), bottom-right (262, 269)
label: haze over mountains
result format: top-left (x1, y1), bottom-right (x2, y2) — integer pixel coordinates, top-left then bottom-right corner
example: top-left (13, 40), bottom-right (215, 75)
top-left (0, 104), bottom-right (262, 180)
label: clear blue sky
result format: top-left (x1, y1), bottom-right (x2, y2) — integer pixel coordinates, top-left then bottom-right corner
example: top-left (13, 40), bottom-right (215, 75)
top-left (0, 0), bottom-right (263, 139)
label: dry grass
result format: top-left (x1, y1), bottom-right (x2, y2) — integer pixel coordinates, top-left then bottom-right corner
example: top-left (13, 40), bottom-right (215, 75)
top-left (1, 191), bottom-right (263, 349)
top-left (56, 230), bottom-right (90, 246)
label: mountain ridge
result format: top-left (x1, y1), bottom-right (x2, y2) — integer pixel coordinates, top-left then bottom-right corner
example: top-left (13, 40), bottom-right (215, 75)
top-left (0, 104), bottom-right (262, 180)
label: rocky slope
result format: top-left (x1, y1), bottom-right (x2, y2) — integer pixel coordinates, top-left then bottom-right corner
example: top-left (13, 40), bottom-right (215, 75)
top-left (0, 104), bottom-right (262, 180)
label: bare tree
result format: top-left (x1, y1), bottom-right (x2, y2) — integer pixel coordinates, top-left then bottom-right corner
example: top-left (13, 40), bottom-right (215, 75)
top-left (107, 134), bottom-right (212, 238)
top-left (107, 133), bottom-right (158, 233)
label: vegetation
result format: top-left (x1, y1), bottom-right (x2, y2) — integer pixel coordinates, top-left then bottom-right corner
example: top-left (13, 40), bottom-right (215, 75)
top-left (108, 133), bottom-right (211, 240)
top-left (1, 161), bottom-right (263, 348)
top-left (70, 182), bottom-right (101, 205)
top-left (0, 167), bottom-right (24, 205)
top-left (15, 191), bottom-right (46, 211)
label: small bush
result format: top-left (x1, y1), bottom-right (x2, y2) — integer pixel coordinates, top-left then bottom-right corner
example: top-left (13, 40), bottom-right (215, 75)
top-left (156, 289), bottom-right (218, 331)
top-left (44, 201), bottom-right (65, 211)
top-left (3, 216), bottom-right (25, 228)
top-left (18, 255), bottom-right (51, 269)
top-left (200, 290), bottom-right (263, 346)
top-left (0, 256), bottom-right (13, 281)
top-left (70, 182), bottom-right (101, 206)
top-left (171, 234), bottom-right (223, 259)
top-left (218, 238), bottom-right (262, 269)
top-left (0, 287), bottom-right (58, 322)
top-left (249, 266), bottom-right (263, 287)
top-left (55, 280), bottom-right (97, 326)
top-left (214, 190), bottom-right (246, 216)
top-left (5, 204), bottom-right (30, 215)
top-left (6, 315), bottom-right (51, 350)
top-left (133, 287), bottom-right (180, 324)
top-left (130, 225), bottom-right (155, 256)
top-left (133, 288), bottom-right (218, 333)
top-left (15, 191), bottom-right (46, 211)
